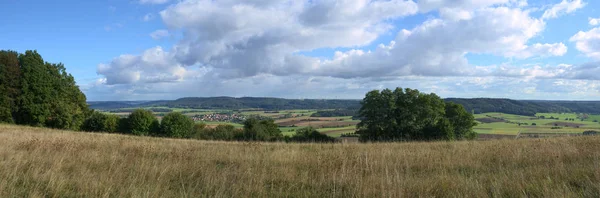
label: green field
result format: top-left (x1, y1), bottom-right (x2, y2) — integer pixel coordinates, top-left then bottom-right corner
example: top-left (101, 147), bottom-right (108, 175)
top-left (474, 112), bottom-right (600, 136)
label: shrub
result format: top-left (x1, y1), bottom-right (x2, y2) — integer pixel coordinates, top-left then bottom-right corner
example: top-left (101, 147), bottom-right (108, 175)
top-left (159, 112), bottom-right (194, 138)
top-left (82, 111), bottom-right (119, 133)
top-left (242, 118), bottom-right (282, 141)
top-left (289, 127), bottom-right (335, 143)
top-left (128, 109), bottom-right (158, 136)
top-left (193, 124), bottom-right (241, 141)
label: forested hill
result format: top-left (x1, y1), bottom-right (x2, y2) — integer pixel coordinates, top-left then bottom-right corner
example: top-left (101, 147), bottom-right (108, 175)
top-left (89, 97), bottom-right (361, 110)
top-left (89, 97), bottom-right (600, 116)
top-left (446, 98), bottom-right (600, 116)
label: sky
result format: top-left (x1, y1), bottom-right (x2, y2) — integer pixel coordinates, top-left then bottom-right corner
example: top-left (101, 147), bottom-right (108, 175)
top-left (2, 0), bottom-right (600, 101)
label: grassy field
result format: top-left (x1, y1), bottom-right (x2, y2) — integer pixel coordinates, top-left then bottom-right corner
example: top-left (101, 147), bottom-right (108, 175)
top-left (1, 124), bottom-right (600, 197)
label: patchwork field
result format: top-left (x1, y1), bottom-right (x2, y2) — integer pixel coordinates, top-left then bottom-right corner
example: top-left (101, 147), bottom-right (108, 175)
top-left (104, 107), bottom-right (600, 139)
top-left (474, 112), bottom-right (600, 139)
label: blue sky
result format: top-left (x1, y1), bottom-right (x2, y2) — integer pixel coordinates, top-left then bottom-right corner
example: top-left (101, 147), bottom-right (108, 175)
top-left (2, 0), bottom-right (600, 101)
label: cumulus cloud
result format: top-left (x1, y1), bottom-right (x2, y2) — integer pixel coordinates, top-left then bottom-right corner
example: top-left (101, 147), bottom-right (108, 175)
top-left (97, 47), bottom-right (187, 85)
top-left (150, 29), bottom-right (170, 40)
top-left (90, 0), bottom-right (594, 100)
top-left (570, 27), bottom-right (600, 60)
top-left (542, 0), bottom-right (585, 19)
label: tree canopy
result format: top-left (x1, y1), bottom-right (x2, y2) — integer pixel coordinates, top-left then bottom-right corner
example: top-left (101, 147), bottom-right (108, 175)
top-left (127, 109), bottom-right (159, 136)
top-left (0, 50), bottom-right (89, 129)
top-left (159, 112), bottom-right (195, 138)
top-left (357, 88), bottom-right (476, 141)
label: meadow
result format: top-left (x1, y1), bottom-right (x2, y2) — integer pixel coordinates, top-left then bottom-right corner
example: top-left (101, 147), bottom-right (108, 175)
top-left (1, 124), bottom-right (600, 197)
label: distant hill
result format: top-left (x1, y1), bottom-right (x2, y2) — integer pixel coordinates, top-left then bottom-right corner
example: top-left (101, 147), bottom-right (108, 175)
top-left (89, 97), bottom-right (600, 116)
top-left (446, 98), bottom-right (600, 116)
top-left (89, 97), bottom-right (361, 111)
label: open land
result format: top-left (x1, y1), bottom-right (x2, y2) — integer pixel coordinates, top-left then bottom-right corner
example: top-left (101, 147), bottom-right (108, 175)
top-left (2, 124), bottom-right (600, 197)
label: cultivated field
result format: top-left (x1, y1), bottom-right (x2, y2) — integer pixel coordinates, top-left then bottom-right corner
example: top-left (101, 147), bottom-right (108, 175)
top-left (474, 112), bottom-right (600, 139)
top-left (1, 124), bottom-right (600, 197)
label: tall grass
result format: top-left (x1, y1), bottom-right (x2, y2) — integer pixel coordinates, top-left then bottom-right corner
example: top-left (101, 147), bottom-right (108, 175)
top-left (0, 124), bottom-right (599, 197)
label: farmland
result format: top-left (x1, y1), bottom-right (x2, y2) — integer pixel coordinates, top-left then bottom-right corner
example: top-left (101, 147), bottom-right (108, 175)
top-left (474, 112), bottom-right (600, 139)
top-left (101, 105), bottom-right (600, 139)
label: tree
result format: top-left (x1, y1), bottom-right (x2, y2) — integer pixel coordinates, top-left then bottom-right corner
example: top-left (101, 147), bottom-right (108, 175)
top-left (16, 50), bottom-right (51, 126)
top-left (128, 109), bottom-right (158, 136)
top-left (0, 50), bottom-right (21, 123)
top-left (159, 112), bottom-right (194, 138)
top-left (242, 118), bottom-right (282, 141)
top-left (82, 111), bottom-right (120, 133)
top-left (357, 87), bottom-right (477, 142)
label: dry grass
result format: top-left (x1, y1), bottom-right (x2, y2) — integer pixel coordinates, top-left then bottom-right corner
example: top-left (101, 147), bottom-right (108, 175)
top-left (1, 124), bottom-right (600, 197)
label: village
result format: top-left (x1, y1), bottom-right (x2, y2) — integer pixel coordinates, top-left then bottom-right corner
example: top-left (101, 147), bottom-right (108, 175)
top-left (191, 113), bottom-right (246, 123)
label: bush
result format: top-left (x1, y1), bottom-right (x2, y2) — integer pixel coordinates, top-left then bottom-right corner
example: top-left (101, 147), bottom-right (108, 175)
top-left (82, 111), bottom-right (120, 133)
top-left (159, 112), bottom-right (194, 138)
top-left (289, 127), bottom-right (335, 143)
top-left (192, 124), bottom-right (241, 141)
top-left (128, 109), bottom-right (158, 136)
top-left (242, 118), bottom-right (282, 141)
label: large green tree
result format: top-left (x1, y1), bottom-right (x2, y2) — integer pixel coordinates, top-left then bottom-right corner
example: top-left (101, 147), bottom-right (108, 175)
top-left (127, 109), bottom-right (159, 136)
top-left (16, 51), bottom-right (52, 126)
top-left (357, 87), bottom-right (477, 141)
top-left (0, 50), bottom-right (20, 123)
top-left (0, 49), bottom-right (90, 130)
top-left (242, 118), bottom-right (282, 141)
top-left (159, 112), bottom-right (194, 138)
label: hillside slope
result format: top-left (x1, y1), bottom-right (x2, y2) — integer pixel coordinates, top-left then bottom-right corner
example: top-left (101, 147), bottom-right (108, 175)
top-left (1, 124), bottom-right (599, 197)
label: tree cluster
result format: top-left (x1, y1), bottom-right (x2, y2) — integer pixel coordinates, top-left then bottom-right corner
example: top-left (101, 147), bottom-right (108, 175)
top-left (357, 88), bottom-right (477, 142)
top-left (192, 118), bottom-right (283, 141)
top-left (0, 50), bottom-right (89, 129)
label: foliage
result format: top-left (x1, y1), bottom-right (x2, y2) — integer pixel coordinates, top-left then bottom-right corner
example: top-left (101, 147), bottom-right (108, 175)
top-left (192, 124), bottom-right (242, 141)
top-left (82, 111), bottom-right (120, 133)
top-left (0, 50), bottom-right (89, 129)
top-left (288, 127), bottom-right (335, 142)
top-left (310, 109), bottom-right (356, 117)
top-left (127, 109), bottom-right (159, 136)
top-left (242, 118), bottom-right (282, 141)
top-left (159, 112), bottom-right (194, 138)
top-left (357, 88), bottom-right (477, 142)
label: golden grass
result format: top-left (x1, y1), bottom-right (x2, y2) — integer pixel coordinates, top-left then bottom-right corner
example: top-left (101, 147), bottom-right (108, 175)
top-left (1, 124), bottom-right (599, 197)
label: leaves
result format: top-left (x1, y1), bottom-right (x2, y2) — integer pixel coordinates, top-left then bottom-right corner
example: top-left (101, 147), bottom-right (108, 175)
top-left (358, 87), bottom-right (477, 141)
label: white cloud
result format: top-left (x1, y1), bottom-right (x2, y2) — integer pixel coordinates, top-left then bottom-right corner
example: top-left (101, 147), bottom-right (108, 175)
top-left (97, 47), bottom-right (187, 85)
top-left (91, 0), bottom-right (597, 100)
top-left (542, 0), bottom-right (585, 19)
top-left (150, 29), bottom-right (170, 40)
top-left (589, 17), bottom-right (600, 26)
top-left (139, 0), bottom-right (169, 5)
top-left (570, 27), bottom-right (600, 60)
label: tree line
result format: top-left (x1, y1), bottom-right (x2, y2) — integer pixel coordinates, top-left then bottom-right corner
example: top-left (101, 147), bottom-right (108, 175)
top-left (0, 50), bottom-right (88, 129)
top-left (82, 109), bottom-right (335, 142)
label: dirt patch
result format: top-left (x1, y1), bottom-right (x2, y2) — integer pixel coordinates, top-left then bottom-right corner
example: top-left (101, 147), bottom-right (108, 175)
top-left (545, 122), bottom-right (585, 127)
top-left (475, 117), bottom-right (506, 123)
top-left (321, 128), bottom-right (356, 134)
